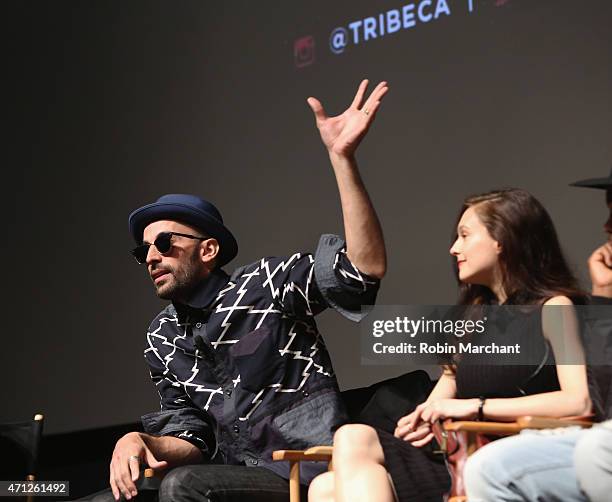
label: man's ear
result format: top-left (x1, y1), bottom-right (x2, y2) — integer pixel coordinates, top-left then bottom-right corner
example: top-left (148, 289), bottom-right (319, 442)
top-left (200, 238), bottom-right (220, 266)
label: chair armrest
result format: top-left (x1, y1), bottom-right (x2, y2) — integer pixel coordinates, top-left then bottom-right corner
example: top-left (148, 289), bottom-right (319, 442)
top-left (272, 450), bottom-right (310, 461)
top-left (444, 414), bottom-right (593, 435)
top-left (303, 446), bottom-right (333, 461)
top-left (443, 421), bottom-right (523, 435)
top-left (516, 415), bottom-right (593, 429)
top-left (272, 446), bottom-right (333, 463)
top-left (138, 468), bottom-right (163, 491)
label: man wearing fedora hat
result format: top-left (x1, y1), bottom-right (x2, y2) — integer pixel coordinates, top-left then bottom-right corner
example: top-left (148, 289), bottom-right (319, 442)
top-left (464, 168), bottom-right (612, 502)
top-left (86, 80), bottom-right (389, 502)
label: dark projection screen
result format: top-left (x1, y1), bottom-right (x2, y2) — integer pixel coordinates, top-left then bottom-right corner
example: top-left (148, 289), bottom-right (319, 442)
top-left (8, 0), bottom-right (612, 434)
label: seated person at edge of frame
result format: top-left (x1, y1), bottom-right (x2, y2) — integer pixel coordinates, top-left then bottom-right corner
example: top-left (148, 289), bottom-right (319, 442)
top-left (308, 188), bottom-right (592, 502)
top-left (464, 169), bottom-right (612, 502)
top-left (78, 80), bottom-right (388, 502)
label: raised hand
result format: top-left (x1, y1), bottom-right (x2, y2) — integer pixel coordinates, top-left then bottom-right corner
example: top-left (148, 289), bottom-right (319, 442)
top-left (307, 79), bottom-right (389, 158)
top-left (589, 242), bottom-right (612, 297)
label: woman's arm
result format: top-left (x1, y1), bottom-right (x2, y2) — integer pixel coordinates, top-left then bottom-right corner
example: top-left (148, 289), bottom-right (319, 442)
top-left (424, 368), bottom-right (457, 402)
top-left (418, 296), bottom-right (592, 423)
top-left (478, 296), bottom-right (591, 420)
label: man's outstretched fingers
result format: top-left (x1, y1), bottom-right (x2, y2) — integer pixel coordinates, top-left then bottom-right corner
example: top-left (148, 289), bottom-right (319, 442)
top-left (350, 79), bottom-right (369, 109)
top-left (362, 82), bottom-right (389, 113)
top-left (306, 97), bottom-right (328, 123)
top-left (365, 100), bottom-right (383, 120)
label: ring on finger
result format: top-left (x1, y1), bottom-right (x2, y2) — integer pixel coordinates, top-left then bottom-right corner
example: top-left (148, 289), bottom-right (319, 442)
top-left (128, 455), bottom-right (140, 463)
top-left (363, 108), bottom-right (370, 115)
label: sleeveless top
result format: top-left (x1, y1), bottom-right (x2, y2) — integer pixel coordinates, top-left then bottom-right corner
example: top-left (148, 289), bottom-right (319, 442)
top-left (455, 304), bottom-right (560, 398)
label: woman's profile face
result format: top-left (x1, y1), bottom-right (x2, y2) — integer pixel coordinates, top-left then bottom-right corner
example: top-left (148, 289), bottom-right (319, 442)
top-left (450, 205), bottom-right (502, 287)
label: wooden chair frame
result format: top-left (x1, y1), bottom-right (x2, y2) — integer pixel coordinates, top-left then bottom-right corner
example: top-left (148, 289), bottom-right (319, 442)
top-left (272, 446), bottom-right (333, 502)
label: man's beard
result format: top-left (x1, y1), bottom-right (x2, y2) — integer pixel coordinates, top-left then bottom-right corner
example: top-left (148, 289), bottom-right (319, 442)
top-left (153, 249), bottom-right (203, 301)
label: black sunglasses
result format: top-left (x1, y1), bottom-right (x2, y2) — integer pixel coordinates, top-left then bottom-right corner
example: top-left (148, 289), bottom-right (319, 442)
top-left (131, 231), bottom-right (208, 264)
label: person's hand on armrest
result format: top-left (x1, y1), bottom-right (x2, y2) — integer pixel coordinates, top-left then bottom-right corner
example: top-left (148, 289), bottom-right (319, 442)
top-left (109, 431), bottom-right (201, 501)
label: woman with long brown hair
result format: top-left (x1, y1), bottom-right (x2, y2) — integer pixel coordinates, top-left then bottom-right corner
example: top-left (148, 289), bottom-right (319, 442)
top-left (308, 188), bottom-right (591, 502)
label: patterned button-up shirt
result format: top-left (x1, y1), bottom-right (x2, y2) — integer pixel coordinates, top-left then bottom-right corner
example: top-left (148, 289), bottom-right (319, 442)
top-left (140, 235), bottom-right (379, 482)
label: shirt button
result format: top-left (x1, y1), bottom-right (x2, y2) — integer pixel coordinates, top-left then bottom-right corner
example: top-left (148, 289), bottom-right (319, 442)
top-left (302, 390), bottom-right (309, 397)
top-left (233, 424), bottom-right (240, 433)
top-left (250, 458), bottom-right (258, 465)
top-left (225, 389), bottom-right (232, 397)
top-left (195, 322), bottom-right (202, 328)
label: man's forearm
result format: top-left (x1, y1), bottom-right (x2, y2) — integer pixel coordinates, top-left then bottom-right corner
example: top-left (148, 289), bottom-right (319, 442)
top-left (330, 152), bottom-right (386, 279)
top-left (140, 432), bottom-right (203, 467)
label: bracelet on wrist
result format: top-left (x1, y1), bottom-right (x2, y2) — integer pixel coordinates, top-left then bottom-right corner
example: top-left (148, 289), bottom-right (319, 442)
top-left (477, 396), bottom-right (486, 421)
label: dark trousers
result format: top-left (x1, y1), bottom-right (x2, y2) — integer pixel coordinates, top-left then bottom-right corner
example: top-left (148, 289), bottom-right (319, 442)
top-left (77, 464), bottom-right (307, 502)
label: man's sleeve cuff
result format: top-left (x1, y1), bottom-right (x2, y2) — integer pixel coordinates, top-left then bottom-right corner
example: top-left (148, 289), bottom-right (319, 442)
top-left (313, 234), bottom-right (380, 322)
top-left (141, 408), bottom-right (216, 458)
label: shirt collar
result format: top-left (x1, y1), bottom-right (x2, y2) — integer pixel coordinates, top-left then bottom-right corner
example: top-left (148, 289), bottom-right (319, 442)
top-left (173, 268), bottom-right (230, 316)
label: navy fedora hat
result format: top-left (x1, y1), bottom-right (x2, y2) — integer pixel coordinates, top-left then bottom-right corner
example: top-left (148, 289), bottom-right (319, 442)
top-left (128, 194), bottom-right (238, 267)
top-left (570, 166), bottom-right (612, 190)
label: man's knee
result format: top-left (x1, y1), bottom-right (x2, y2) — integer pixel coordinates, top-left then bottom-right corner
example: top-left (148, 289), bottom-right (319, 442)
top-left (574, 425), bottom-right (612, 470)
top-left (464, 437), bottom-right (526, 501)
top-left (77, 488), bottom-right (122, 502)
top-left (158, 466), bottom-right (206, 502)
top-left (464, 442), bottom-right (505, 500)
top-left (575, 426), bottom-right (612, 502)
top-left (157, 464), bottom-right (294, 502)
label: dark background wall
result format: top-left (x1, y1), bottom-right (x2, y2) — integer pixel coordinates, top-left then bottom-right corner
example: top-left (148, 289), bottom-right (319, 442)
top-left (6, 0), bottom-right (612, 435)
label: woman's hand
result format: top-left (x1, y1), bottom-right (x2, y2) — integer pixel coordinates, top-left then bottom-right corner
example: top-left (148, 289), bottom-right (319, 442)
top-left (307, 79), bottom-right (388, 158)
top-left (417, 398), bottom-right (480, 423)
top-left (394, 399), bottom-right (480, 448)
top-left (394, 403), bottom-right (434, 447)
top-left (394, 404), bottom-right (433, 448)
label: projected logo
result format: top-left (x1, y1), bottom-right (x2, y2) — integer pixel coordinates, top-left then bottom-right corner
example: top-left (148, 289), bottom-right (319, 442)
top-left (329, 0), bottom-right (464, 55)
top-left (330, 27), bottom-right (349, 55)
top-left (293, 1), bottom-right (508, 64)
top-left (294, 36), bottom-right (315, 68)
